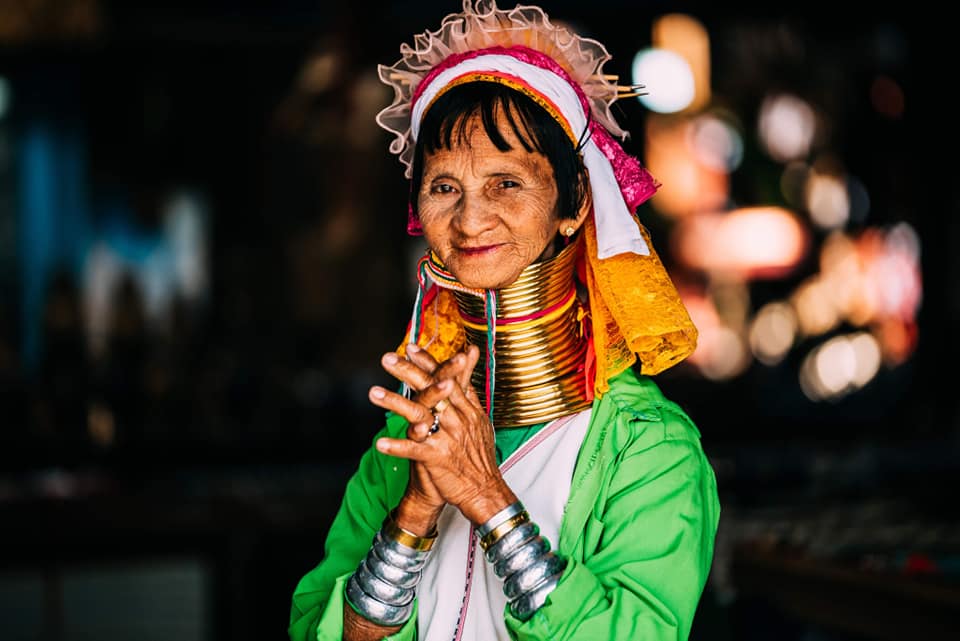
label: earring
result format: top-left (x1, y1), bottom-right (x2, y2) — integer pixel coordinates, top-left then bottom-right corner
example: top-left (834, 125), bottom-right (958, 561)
top-left (563, 226), bottom-right (576, 237)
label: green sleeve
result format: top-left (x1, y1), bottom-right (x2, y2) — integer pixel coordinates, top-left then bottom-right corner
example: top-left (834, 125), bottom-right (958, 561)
top-left (288, 412), bottom-right (417, 641)
top-left (505, 407), bottom-right (720, 641)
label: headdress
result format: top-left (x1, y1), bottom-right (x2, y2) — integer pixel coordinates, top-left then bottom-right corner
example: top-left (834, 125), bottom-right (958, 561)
top-left (378, 0), bottom-right (697, 402)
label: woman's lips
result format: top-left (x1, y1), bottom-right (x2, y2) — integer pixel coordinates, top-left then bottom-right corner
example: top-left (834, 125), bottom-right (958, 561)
top-left (456, 244), bottom-right (502, 256)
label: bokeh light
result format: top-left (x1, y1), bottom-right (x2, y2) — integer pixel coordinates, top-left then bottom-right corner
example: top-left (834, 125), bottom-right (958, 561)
top-left (674, 206), bottom-right (808, 278)
top-left (646, 116), bottom-right (729, 217)
top-left (651, 13), bottom-right (711, 113)
top-left (805, 170), bottom-right (850, 229)
top-left (681, 285), bottom-right (751, 380)
top-left (758, 93), bottom-right (817, 162)
top-left (749, 302), bottom-right (798, 365)
top-left (633, 48), bottom-right (696, 114)
top-left (799, 332), bottom-right (883, 402)
top-left (691, 112), bottom-right (744, 172)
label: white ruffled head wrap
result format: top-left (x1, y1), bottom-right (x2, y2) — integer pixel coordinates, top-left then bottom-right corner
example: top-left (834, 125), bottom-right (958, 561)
top-left (375, 0), bottom-right (659, 259)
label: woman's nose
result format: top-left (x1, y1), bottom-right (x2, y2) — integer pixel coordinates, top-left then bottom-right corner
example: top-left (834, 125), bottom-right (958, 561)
top-left (455, 191), bottom-right (498, 236)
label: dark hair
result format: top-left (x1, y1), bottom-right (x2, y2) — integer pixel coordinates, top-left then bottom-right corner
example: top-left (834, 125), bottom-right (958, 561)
top-left (410, 82), bottom-right (588, 220)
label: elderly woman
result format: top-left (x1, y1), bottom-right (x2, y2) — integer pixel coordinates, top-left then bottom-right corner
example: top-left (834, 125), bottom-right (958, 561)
top-left (289, 2), bottom-right (719, 640)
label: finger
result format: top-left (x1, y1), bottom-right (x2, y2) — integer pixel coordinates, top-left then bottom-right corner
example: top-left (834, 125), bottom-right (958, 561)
top-left (407, 402), bottom-right (448, 442)
top-left (376, 436), bottom-right (432, 461)
top-left (408, 420), bottom-right (435, 442)
top-left (431, 352), bottom-right (469, 386)
top-left (458, 344), bottom-right (481, 391)
top-left (404, 346), bottom-right (475, 403)
top-left (381, 352), bottom-right (434, 392)
top-left (444, 380), bottom-right (476, 416)
top-left (439, 384), bottom-right (488, 439)
top-left (405, 343), bottom-right (439, 375)
top-left (369, 385), bottom-right (435, 427)
top-left (414, 378), bottom-right (456, 414)
top-left (407, 412), bottom-right (437, 442)
top-left (423, 381), bottom-right (472, 437)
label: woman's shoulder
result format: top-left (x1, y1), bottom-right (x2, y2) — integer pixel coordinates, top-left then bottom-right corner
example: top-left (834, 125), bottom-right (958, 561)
top-left (596, 366), bottom-right (702, 452)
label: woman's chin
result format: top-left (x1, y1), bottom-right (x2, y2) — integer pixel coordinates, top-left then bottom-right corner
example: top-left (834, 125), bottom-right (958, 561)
top-left (454, 267), bottom-right (523, 291)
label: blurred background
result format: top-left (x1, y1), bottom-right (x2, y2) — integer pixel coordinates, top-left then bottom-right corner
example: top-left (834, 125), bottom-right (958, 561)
top-left (0, 1), bottom-right (955, 640)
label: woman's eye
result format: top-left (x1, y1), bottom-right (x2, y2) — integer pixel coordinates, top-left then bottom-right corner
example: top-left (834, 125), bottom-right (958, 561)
top-left (431, 183), bottom-right (456, 195)
top-left (499, 180), bottom-right (520, 190)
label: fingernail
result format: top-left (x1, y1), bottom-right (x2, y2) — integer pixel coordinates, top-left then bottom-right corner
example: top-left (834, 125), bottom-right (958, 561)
top-left (438, 379), bottom-right (452, 391)
top-left (370, 387), bottom-right (385, 399)
top-left (376, 439), bottom-right (390, 453)
top-left (407, 343), bottom-right (420, 353)
top-left (383, 353), bottom-right (398, 365)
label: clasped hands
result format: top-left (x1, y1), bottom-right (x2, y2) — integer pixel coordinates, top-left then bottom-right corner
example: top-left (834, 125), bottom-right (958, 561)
top-left (369, 344), bottom-right (517, 535)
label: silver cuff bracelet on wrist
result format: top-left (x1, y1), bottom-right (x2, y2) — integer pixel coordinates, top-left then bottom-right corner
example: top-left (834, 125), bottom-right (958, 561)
top-left (375, 530), bottom-right (432, 559)
top-left (346, 574), bottom-right (413, 626)
top-left (503, 553), bottom-right (565, 600)
top-left (509, 573), bottom-right (562, 621)
top-left (484, 520), bottom-right (540, 564)
top-left (354, 560), bottom-right (415, 607)
top-left (364, 553), bottom-right (421, 589)
top-left (374, 532), bottom-right (430, 570)
top-left (477, 501), bottom-right (527, 538)
top-left (494, 535), bottom-right (550, 578)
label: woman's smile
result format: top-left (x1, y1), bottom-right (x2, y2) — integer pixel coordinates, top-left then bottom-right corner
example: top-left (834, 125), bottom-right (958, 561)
top-left (455, 243), bottom-right (503, 257)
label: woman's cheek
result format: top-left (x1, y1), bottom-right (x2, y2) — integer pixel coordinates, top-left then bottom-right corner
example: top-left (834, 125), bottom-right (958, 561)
top-left (417, 201), bottom-right (446, 226)
top-left (510, 190), bottom-right (551, 212)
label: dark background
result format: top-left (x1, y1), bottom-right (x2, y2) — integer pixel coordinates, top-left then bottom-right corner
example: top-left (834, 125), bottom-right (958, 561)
top-left (0, 1), bottom-right (956, 640)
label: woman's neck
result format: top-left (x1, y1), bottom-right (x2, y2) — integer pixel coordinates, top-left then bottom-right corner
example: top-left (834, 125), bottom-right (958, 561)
top-left (447, 239), bottom-right (592, 427)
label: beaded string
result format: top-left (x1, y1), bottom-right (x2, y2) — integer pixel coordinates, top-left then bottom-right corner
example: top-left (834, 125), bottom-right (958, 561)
top-left (483, 289), bottom-right (497, 423)
top-left (402, 254), bottom-right (432, 398)
top-left (409, 252), bottom-right (497, 423)
top-left (410, 255), bottom-right (431, 347)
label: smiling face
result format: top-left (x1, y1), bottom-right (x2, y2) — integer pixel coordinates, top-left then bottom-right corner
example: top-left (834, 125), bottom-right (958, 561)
top-left (417, 107), bottom-right (584, 290)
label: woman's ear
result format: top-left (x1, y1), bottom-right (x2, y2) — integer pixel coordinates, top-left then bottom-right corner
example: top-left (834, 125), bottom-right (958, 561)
top-left (560, 176), bottom-right (593, 237)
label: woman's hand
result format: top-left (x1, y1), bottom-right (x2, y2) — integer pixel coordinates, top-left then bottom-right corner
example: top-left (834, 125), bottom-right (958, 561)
top-left (371, 344), bottom-right (517, 526)
top-left (371, 345), bottom-right (478, 535)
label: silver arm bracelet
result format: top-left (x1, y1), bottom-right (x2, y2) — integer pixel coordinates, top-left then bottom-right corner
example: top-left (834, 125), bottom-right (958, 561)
top-left (479, 509), bottom-right (566, 622)
top-left (509, 573), bottom-right (562, 621)
top-left (374, 532), bottom-right (430, 571)
top-left (477, 501), bottom-right (526, 538)
top-left (364, 553), bottom-right (421, 590)
top-left (354, 560), bottom-right (415, 607)
top-left (484, 520), bottom-right (539, 564)
top-left (503, 552), bottom-right (566, 600)
top-left (346, 573), bottom-right (414, 627)
top-left (493, 535), bottom-right (550, 578)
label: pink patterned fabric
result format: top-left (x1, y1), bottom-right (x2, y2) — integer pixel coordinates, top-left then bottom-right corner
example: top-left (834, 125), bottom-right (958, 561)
top-left (590, 123), bottom-right (660, 213)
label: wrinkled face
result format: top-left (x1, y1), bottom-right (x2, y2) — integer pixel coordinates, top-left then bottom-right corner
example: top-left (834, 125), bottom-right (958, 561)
top-left (417, 109), bottom-right (569, 290)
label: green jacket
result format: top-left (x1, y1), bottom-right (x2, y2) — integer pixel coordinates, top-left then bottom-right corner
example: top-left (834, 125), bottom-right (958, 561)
top-left (289, 368), bottom-right (720, 641)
